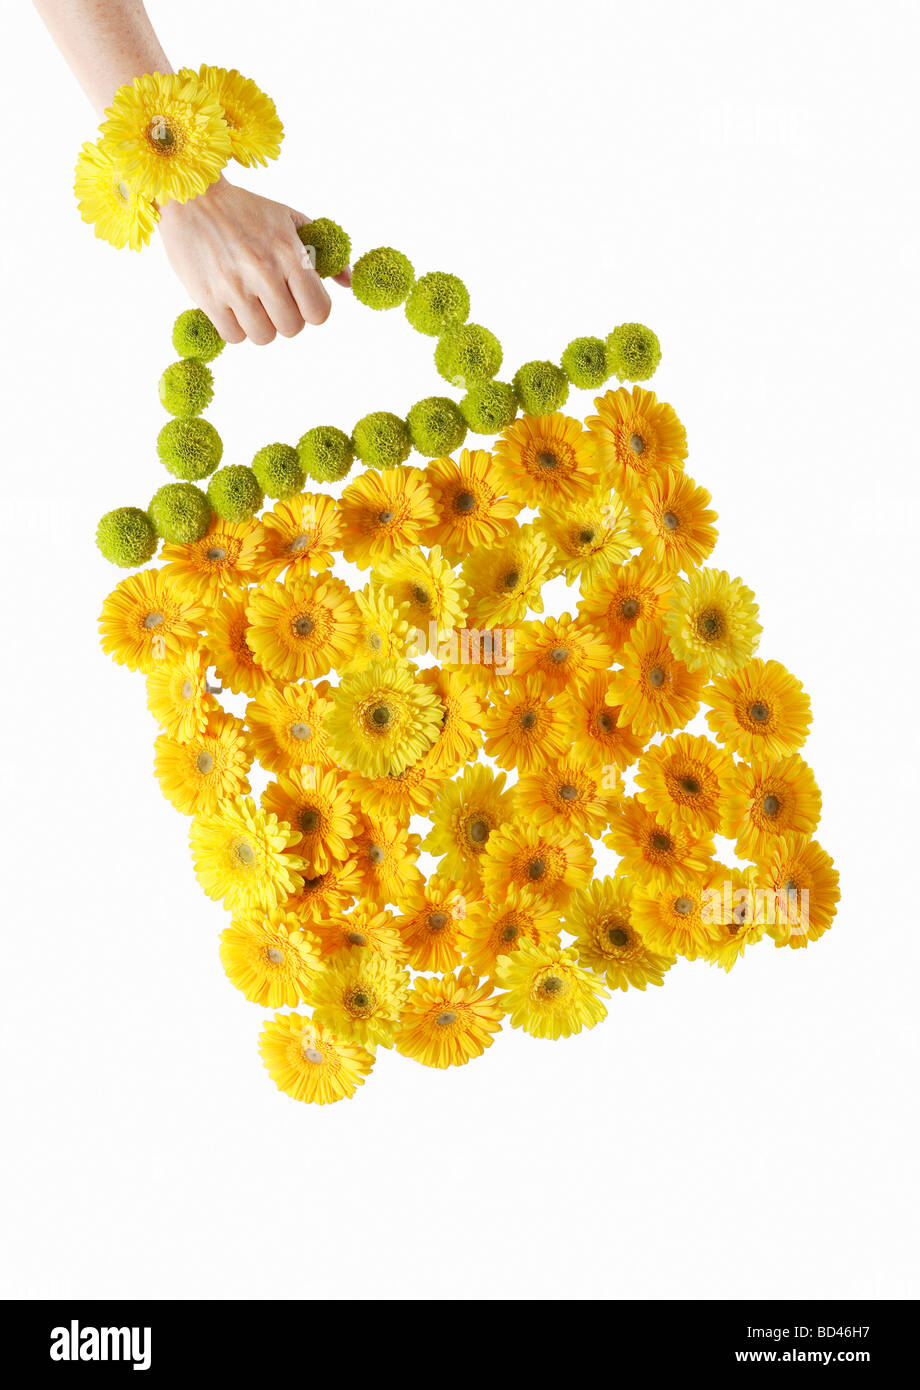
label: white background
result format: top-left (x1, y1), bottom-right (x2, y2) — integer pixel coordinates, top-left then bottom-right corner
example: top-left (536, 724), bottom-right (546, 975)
top-left (1, 0), bottom-right (917, 1301)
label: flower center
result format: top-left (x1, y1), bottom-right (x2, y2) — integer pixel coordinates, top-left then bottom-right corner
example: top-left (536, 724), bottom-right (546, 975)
top-left (290, 722), bottom-right (312, 741)
top-left (538, 451), bottom-right (558, 470)
top-left (608, 926), bottom-right (629, 946)
top-left (696, 608), bottom-right (724, 641)
top-left (673, 896), bottom-right (694, 916)
top-left (181, 679), bottom-right (194, 699)
top-left (428, 912), bottom-right (448, 932)
top-left (413, 585), bottom-right (430, 606)
top-left (293, 614), bottom-right (315, 637)
top-left (648, 665), bottom-right (666, 687)
top-left (500, 923), bottom-right (518, 942)
top-left (650, 832), bottom-right (672, 854)
top-left (378, 509), bottom-right (394, 525)
top-left (303, 1044), bottom-right (324, 1065)
top-left (234, 840), bottom-right (256, 866)
top-left (541, 976), bottom-right (564, 995)
top-left (351, 991), bottom-right (371, 1011)
top-left (680, 776), bottom-right (701, 796)
top-left (528, 857), bottom-right (546, 880)
top-left (196, 751), bottom-right (214, 774)
top-left (367, 844), bottom-right (385, 865)
top-left (749, 701), bottom-right (770, 723)
top-left (519, 710), bottom-right (537, 730)
top-left (578, 527), bottom-right (596, 544)
top-left (371, 704), bottom-right (391, 727)
top-left (143, 611), bottom-right (164, 628)
top-left (620, 597), bottom-right (639, 619)
top-left (436, 1011), bottom-right (458, 1027)
top-left (598, 711), bottom-right (614, 733)
top-left (559, 784), bottom-right (579, 802)
top-left (550, 647), bottom-right (569, 663)
top-left (288, 532), bottom-right (312, 553)
top-left (346, 931), bottom-right (367, 946)
top-left (469, 817), bottom-right (490, 845)
top-left (503, 568), bottom-right (520, 589)
top-left (629, 433), bottom-right (645, 455)
top-left (454, 491), bottom-right (476, 514)
top-left (662, 511), bottom-right (680, 530)
top-left (301, 809), bottom-right (320, 833)
top-left (369, 632), bottom-right (383, 651)
top-left (146, 115), bottom-right (180, 153)
top-left (206, 546), bottom-right (227, 562)
top-left (763, 794), bottom-right (780, 817)
top-left (267, 947), bottom-right (284, 964)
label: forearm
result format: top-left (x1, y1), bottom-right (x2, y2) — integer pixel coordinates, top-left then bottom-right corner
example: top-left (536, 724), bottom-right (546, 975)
top-left (33, 0), bottom-right (171, 113)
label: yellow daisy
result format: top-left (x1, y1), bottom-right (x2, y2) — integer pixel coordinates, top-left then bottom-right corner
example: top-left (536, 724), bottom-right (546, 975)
top-left (99, 70), bottom-right (232, 204)
top-left (588, 385), bottom-right (688, 498)
top-left (325, 660), bottom-right (442, 777)
top-left (416, 667), bottom-right (486, 775)
top-left (495, 941), bottom-right (608, 1040)
top-left (421, 449), bottom-right (518, 562)
top-left (606, 620), bottom-right (706, 738)
top-left (535, 489), bottom-right (634, 588)
top-left (245, 679), bottom-right (334, 774)
top-left (395, 968), bottom-right (504, 1068)
top-left (342, 583), bottom-right (412, 674)
top-left (219, 909), bottom-right (323, 1007)
top-left (423, 765), bottom-right (514, 881)
top-left (755, 834), bottom-right (840, 950)
top-left (146, 644), bottom-right (215, 741)
top-left (704, 658), bottom-right (813, 760)
top-left (376, 544), bottom-right (470, 642)
top-left (664, 567), bottom-right (761, 676)
top-left (283, 858), bottom-right (364, 923)
top-left (513, 755), bottom-right (621, 838)
top-left (339, 466), bottom-right (436, 569)
top-left (204, 591), bottom-right (272, 697)
top-left (352, 815), bottom-right (423, 905)
top-left (246, 573), bottom-right (361, 682)
top-left (492, 412), bottom-right (601, 506)
top-left (160, 517), bottom-right (266, 603)
top-left (73, 139), bottom-right (158, 250)
top-left (259, 1013), bottom-right (375, 1105)
top-left (195, 64), bottom-right (283, 167)
top-left (99, 567), bottom-right (204, 674)
top-left (564, 877), bottom-right (676, 991)
top-left (557, 673), bottom-right (645, 771)
top-left (705, 865), bottom-right (768, 972)
top-left (154, 709), bottom-right (252, 815)
top-left (457, 884), bottom-right (560, 981)
top-left (628, 468), bottom-right (718, 573)
top-left (723, 754), bottom-right (822, 861)
top-left (635, 733), bottom-right (735, 835)
top-left (261, 766), bottom-right (360, 873)
top-left (578, 553), bottom-right (671, 653)
top-left (462, 523), bottom-right (558, 627)
top-left (189, 795), bottom-right (307, 912)
top-left (310, 950), bottom-right (411, 1048)
top-left (481, 821), bottom-right (594, 909)
top-left (255, 492), bottom-right (343, 581)
top-left (513, 613), bottom-right (613, 693)
top-left (605, 796), bottom-right (714, 889)
top-left (631, 868), bottom-right (723, 961)
top-left (310, 900), bottom-right (407, 962)
top-left (481, 676), bottom-right (568, 774)
top-left (393, 874), bottom-right (477, 972)
top-left (342, 761), bottom-right (443, 824)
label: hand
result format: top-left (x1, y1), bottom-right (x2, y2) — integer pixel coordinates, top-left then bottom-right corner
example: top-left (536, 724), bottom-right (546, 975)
top-left (157, 178), bottom-right (351, 346)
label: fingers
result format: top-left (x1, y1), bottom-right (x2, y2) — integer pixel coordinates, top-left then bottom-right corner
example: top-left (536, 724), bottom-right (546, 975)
top-left (204, 303), bottom-right (246, 345)
top-left (285, 227), bottom-right (333, 326)
top-left (259, 278), bottom-right (309, 339)
top-left (233, 295), bottom-right (277, 346)
top-left (333, 267), bottom-right (352, 289)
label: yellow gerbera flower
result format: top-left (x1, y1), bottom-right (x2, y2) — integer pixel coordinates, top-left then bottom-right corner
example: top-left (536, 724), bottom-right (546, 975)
top-left (513, 613), bottom-right (613, 693)
top-left (481, 821), bottom-right (594, 908)
top-left (195, 64), bottom-right (283, 167)
top-left (310, 950), bottom-right (411, 1048)
top-left (154, 709), bottom-right (253, 814)
top-left (246, 573), bottom-right (361, 682)
top-left (204, 591), bottom-right (272, 697)
top-left (341, 583), bottom-right (412, 674)
top-left (557, 673), bottom-right (645, 771)
top-left (588, 385), bottom-right (688, 498)
top-left (261, 766), bottom-right (360, 873)
top-left (160, 517), bottom-right (266, 603)
top-left (416, 667), bottom-right (486, 774)
top-left (462, 523), bottom-right (558, 627)
top-left (259, 1013), bottom-right (375, 1105)
top-left (352, 815), bottom-right (423, 905)
top-left (423, 764), bottom-right (514, 880)
top-left (481, 676), bottom-right (568, 774)
top-left (74, 139), bottom-right (158, 250)
top-left (705, 865), bottom-right (768, 972)
top-left (190, 795), bottom-right (306, 912)
top-left (439, 623), bottom-right (516, 696)
top-left (492, 412), bottom-right (600, 506)
top-left (342, 761), bottom-right (443, 824)
top-left (256, 492), bottom-right (343, 582)
top-left (310, 900), bottom-right (407, 962)
top-left (606, 620), bottom-right (706, 738)
top-left (393, 874), bottom-right (477, 972)
top-left (664, 567), bottom-right (761, 676)
top-left (564, 877), bottom-right (676, 991)
top-left (219, 909), bottom-right (323, 1007)
top-left (283, 858), bottom-right (364, 923)
top-left (146, 644), bottom-right (215, 741)
top-left (631, 867), bottom-right (723, 961)
top-left (578, 553), bottom-right (671, 653)
top-left (339, 467), bottom-right (436, 569)
top-left (325, 659), bottom-right (442, 777)
top-left (703, 658), bottom-right (813, 760)
top-left (245, 679), bottom-right (334, 774)
top-left (457, 884), bottom-right (560, 981)
top-left (535, 490), bottom-right (633, 588)
top-left (377, 544), bottom-right (470, 643)
top-left (99, 567), bottom-right (204, 673)
top-left (628, 468), bottom-right (718, 572)
top-left (495, 941), bottom-right (608, 1039)
top-left (395, 968), bottom-right (504, 1068)
top-left (99, 70), bottom-right (232, 204)
top-left (755, 834), bottom-right (840, 950)
top-left (421, 449), bottom-right (517, 562)
top-left (513, 755), bottom-right (621, 838)
top-left (635, 733), bottom-right (735, 835)
top-left (723, 754), bottom-right (822, 861)
top-left (605, 796), bottom-right (714, 889)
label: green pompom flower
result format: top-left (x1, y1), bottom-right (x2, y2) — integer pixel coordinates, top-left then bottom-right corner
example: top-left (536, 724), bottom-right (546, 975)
top-left (251, 442), bottom-right (306, 499)
top-left (560, 336), bottom-right (611, 390)
top-left (406, 396), bottom-right (467, 458)
top-left (207, 466), bottom-right (264, 523)
top-left (158, 359), bottom-right (214, 418)
top-left (296, 218), bottom-right (351, 278)
top-left (148, 483), bottom-right (213, 544)
top-left (171, 309), bottom-right (225, 363)
top-left (513, 360), bottom-right (569, 416)
top-left (95, 506), bottom-right (158, 567)
top-left (297, 426), bottom-right (355, 483)
top-left (404, 272), bottom-right (470, 336)
top-left (434, 324), bottom-right (502, 389)
top-left (459, 380), bottom-right (519, 434)
top-left (606, 322), bottom-right (662, 382)
top-left (352, 412), bottom-right (412, 469)
top-left (157, 418), bottom-right (223, 481)
top-left (351, 247), bottom-right (415, 310)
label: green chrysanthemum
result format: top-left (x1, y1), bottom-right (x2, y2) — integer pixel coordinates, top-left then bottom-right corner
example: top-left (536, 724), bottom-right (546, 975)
top-left (351, 246), bottom-right (415, 309)
top-left (352, 412), bottom-right (412, 469)
top-left (157, 417), bottom-right (223, 481)
top-left (171, 308), bottom-right (225, 363)
top-left (95, 506), bottom-right (158, 567)
top-left (606, 322), bottom-right (662, 382)
top-left (251, 442), bottom-right (306, 499)
top-left (434, 323), bottom-right (502, 388)
top-left (158, 359), bottom-right (214, 418)
top-left (296, 217), bottom-right (351, 278)
top-left (561, 336), bottom-right (610, 390)
top-left (297, 425), bottom-right (354, 482)
top-left (404, 271), bottom-right (470, 336)
top-left (513, 360), bottom-right (569, 416)
top-left (406, 396), bottom-right (467, 459)
top-left (206, 465), bottom-right (264, 522)
top-left (459, 380), bottom-right (518, 434)
top-left (148, 482), bottom-right (212, 544)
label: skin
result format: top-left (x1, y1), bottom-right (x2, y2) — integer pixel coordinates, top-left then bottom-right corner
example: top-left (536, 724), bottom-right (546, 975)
top-left (33, 0), bottom-right (349, 344)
